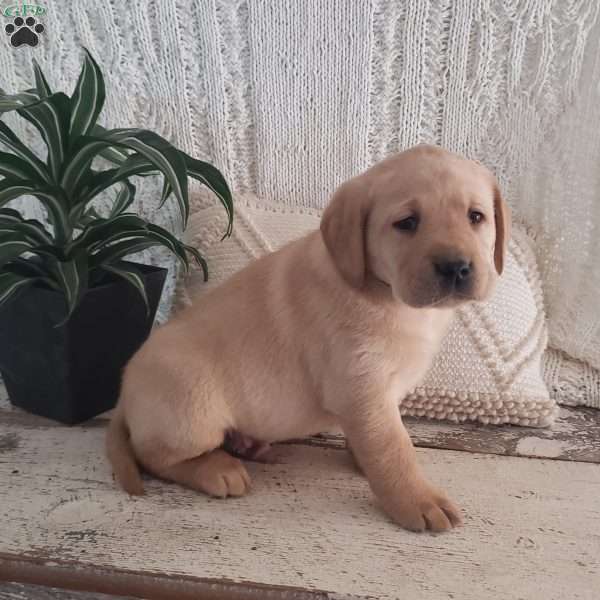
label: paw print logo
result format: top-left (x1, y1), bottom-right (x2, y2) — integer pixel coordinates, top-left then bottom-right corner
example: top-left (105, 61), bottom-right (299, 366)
top-left (5, 16), bottom-right (44, 47)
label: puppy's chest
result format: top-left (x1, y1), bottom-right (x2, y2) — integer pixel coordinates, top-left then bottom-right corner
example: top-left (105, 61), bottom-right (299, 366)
top-left (378, 323), bottom-right (447, 398)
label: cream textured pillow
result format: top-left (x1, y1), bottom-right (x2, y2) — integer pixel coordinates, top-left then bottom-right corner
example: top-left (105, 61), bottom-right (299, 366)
top-left (178, 195), bottom-right (557, 427)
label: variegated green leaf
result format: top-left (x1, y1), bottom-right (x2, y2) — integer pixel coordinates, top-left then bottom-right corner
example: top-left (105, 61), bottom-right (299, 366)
top-left (0, 179), bottom-right (34, 205)
top-left (91, 238), bottom-right (158, 266)
top-left (98, 145), bottom-right (130, 165)
top-left (62, 141), bottom-right (155, 199)
top-left (0, 182), bottom-right (69, 241)
top-left (0, 121), bottom-right (50, 183)
top-left (0, 91), bottom-right (39, 113)
top-left (61, 137), bottom-right (116, 196)
top-left (101, 263), bottom-right (149, 315)
top-left (0, 179), bottom-right (72, 244)
top-left (2, 256), bottom-right (58, 289)
top-left (32, 189), bottom-right (71, 243)
top-left (0, 151), bottom-right (44, 182)
top-left (145, 223), bottom-right (189, 270)
top-left (0, 232), bottom-right (33, 267)
top-left (75, 206), bottom-right (103, 228)
top-left (32, 59), bottom-right (52, 98)
top-left (182, 152), bottom-right (233, 236)
top-left (17, 93), bottom-right (71, 182)
top-left (67, 201), bottom-right (87, 229)
top-left (184, 243), bottom-right (208, 281)
top-left (158, 177), bottom-right (171, 207)
top-left (69, 213), bottom-right (147, 254)
top-left (69, 49), bottom-right (105, 141)
top-left (89, 233), bottom-right (149, 257)
top-left (0, 271), bottom-right (33, 311)
top-left (110, 180), bottom-right (136, 217)
top-left (90, 227), bottom-right (194, 268)
top-left (92, 125), bottom-right (130, 165)
top-left (0, 208), bottom-right (53, 245)
top-left (82, 154), bottom-right (158, 201)
top-left (0, 99), bottom-right (26, 112)
top-left (98, 129), bottom-right (189, 225)
top-left (0, 207), bottom-right (26, 220)
top-left (51, 252), bottom-right (88, 319)
top-left (92, 126), bottom-right (156, 173)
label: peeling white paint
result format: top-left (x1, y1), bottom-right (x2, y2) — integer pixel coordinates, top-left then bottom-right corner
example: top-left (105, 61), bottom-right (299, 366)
top-left (515, 436), bottom-right (568, 458)
top-left (1, 419), bottom-right (599, 600)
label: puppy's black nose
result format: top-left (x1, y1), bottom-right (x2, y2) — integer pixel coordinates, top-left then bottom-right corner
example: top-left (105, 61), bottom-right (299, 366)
top-left (434, 259), bottom-right (472, 284)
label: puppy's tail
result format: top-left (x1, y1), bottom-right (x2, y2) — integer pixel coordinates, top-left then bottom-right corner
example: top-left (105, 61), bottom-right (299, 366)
top-left (106, 407), bottom-right (144, 496)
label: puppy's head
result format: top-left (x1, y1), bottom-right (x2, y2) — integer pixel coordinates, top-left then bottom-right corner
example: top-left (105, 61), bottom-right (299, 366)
top-left (320, 145), bottom-right (510, 308)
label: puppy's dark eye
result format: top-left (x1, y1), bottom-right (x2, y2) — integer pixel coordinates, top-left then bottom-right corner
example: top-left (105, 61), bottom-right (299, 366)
top-left (469, 210), bottom-right (484, 225)
top-left (393, 216), bottom-right (419, 232)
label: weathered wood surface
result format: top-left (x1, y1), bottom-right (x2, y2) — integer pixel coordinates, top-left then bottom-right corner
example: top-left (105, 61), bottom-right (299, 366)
top-left (1, 388), bottom-right (599, 464)
top-left (313, 405), bottom-right (600, 464)
top-left (1, 415), bottom-right (599, 600)
top-left (0, 582), bottom-right (138, 600)
top-left (409, 405), bottom-right (600, 462)
top-left (0, 562), bottom-right (330, 600)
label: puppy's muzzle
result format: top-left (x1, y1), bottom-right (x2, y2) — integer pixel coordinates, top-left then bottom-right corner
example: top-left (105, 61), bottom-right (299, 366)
top-left (433, 258), bottom-right (473, 292)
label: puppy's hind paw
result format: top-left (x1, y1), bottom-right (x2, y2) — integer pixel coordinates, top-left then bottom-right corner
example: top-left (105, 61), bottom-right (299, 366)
top-left (195, 450), bottom-right (252, 498)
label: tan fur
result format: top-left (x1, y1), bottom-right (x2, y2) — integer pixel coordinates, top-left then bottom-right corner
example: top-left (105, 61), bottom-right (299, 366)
top-left (107, 144), bottom-right (509, 532)
top-left (105, 406), bottom-right (144, 496)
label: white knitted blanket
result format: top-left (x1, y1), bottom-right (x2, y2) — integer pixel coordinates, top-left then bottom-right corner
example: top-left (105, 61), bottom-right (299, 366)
top-left (2, 1), bottom-right (600, 403)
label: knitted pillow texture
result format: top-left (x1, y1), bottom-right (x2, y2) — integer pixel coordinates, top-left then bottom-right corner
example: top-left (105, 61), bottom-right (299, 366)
top-left (542, 347), bottom-right (600, 409)
top-left (178, 195), bottom-right (557, 427)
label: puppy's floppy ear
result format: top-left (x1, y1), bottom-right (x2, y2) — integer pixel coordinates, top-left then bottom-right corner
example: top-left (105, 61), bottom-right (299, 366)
top-left (320, 176), bottom-right (371, 288)
top-left (493, 183), bottom-right (511, 275)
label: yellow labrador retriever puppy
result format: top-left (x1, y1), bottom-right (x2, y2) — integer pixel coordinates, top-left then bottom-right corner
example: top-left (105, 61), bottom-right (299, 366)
top-left (107, 144), bottom-right (509, 532)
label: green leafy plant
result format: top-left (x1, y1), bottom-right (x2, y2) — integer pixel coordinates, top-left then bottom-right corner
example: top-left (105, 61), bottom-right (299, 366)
top-left (0, 49), bottom-right (232, 319)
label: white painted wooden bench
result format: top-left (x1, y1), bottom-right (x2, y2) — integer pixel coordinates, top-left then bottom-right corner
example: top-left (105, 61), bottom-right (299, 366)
top-left (1, 385), bottom-right (599, 600)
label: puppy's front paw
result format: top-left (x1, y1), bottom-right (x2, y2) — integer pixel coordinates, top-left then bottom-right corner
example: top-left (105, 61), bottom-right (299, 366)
top-left (383, 481), bottom-right (462, 532)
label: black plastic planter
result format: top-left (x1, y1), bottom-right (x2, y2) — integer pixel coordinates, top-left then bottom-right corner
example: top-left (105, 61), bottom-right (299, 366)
top-left (0, 262), bottom-right (167, 424)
